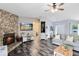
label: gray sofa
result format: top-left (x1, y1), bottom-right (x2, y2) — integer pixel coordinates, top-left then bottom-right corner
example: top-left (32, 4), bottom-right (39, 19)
top-left (52, 35), bottom-right (79, 51)
top-left (52, 35), bottom-right (64, 45)
top-left (52, 39), bottom-right (64, 45)
top-left (73, 41), bottom-right (79, 51)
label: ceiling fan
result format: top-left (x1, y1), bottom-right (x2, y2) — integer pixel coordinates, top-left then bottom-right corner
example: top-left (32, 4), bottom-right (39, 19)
top-left (45, 3), bottom-right (64, 13)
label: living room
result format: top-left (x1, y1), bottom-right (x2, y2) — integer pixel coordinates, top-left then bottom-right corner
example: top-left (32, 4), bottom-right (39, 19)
top-left (0, 3), bottom-right (79, 56)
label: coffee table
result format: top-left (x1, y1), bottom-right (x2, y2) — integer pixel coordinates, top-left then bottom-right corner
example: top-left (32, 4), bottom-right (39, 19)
top-left (54, 45), bottom-right (73, 56)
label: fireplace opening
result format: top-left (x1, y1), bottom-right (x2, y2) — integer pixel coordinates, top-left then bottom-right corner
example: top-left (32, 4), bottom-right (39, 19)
top-left (3, 33), bottom-right (15, 45)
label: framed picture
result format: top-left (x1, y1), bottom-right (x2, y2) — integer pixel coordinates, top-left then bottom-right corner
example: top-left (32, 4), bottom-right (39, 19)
top-left (41, 21), bottom-right (45, 33)
top-left (20, 23), bottom-right (33, 31)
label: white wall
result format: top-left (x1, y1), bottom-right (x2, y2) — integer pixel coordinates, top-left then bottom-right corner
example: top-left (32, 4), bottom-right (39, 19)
top-left (18, 17), bottom-right (34, 41)
top-left (18, 17), bottom-right (79, 40)
top-left (40, 16), bottom-right (53, 39)
top-left (18, 17), bottom-right (79, 39)
top-left (19, 18), bottom-right (33, 34)
top-left (52, 20), bottom-right (79, 35)
top-left (19, 17), bottom-right (50, 40)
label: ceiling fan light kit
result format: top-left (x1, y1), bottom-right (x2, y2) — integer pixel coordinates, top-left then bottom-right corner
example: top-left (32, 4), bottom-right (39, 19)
top-left (50, 8), bottom-right (58, 13)
top-left (45, 3), bottom-right (64, 13)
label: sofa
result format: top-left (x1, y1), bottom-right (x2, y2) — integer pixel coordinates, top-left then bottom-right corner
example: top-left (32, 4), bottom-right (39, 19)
top-left (52, 35), bottom-right (79, 51)
top-left (52, 35), bottom-right (64, 45)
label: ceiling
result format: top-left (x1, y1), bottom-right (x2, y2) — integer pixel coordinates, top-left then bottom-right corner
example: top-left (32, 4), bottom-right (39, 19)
top-left (0, 3), bottom-right (79, 21)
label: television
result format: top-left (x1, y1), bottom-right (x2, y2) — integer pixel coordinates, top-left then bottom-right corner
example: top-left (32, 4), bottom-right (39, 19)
top-left (20, 23), bottom-right (33, 31)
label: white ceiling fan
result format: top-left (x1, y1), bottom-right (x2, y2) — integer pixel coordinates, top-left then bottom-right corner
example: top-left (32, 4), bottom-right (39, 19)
top-left (45, 3), bottom-right (64, 13)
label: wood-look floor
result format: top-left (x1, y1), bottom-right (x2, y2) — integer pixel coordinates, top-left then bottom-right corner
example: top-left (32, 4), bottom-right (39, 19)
top-left (8, 40), bottom-right (79, 56)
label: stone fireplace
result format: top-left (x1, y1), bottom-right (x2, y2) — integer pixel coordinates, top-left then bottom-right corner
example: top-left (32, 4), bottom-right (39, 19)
top-left (0, 9), bottom-right (19, 45)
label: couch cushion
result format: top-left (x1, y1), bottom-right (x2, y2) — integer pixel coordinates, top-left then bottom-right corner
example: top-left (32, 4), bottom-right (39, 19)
top-left (52, 39), bottom-right (63, 45)
top-left (66, 36), bottom-right (73, 42)
top-left (54, 35), bottom-right (60, 40)
top-left (63, 41), bottom-right (74, 46)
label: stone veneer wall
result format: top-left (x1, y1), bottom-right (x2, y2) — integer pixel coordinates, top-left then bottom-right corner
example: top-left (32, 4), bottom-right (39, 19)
top-left (0, 9), bottom-right (18, 36)
top-left (0, 9), bottom-right (19, 45)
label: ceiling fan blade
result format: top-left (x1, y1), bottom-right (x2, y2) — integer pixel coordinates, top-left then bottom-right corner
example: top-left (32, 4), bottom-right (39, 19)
top-left (58, 8), bottom-right (64, 11)
top-left (59, 3), bottom-right (64, 7)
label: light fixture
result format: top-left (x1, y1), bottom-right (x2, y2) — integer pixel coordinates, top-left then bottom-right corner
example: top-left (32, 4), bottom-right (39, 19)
top-left (50, 8), bottom-right (58, 13)
top-left (45, 3), bottom-right (64, 13)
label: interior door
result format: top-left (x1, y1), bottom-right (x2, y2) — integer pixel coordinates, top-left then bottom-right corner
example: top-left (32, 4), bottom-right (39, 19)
top-left (31, 19), bottom-right (41, 55)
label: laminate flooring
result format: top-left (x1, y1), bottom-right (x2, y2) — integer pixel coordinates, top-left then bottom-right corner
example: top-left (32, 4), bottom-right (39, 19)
top-left (8, 40), bottom-right (79, 56)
